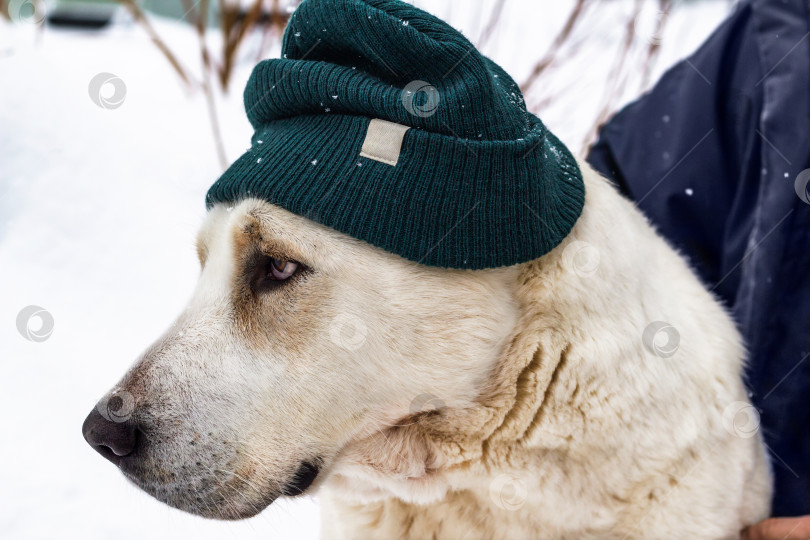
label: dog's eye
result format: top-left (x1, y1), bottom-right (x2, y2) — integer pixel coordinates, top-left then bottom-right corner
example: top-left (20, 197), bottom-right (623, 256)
top-left (249, 255), bottom-right (303, 294)
top-left (269, 258), bottom-right (298, 280)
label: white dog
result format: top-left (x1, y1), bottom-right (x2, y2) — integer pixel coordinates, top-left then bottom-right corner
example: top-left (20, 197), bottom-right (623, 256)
top-left (84, 161), bottom-right (772, 539)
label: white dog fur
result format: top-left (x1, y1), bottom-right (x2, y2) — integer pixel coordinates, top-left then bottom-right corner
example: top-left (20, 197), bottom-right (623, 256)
top-left (99, 161), bottom-right (771, 539)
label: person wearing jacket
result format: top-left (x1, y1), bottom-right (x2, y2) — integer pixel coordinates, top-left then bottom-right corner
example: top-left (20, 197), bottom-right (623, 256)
top-left (587, 0), bottom-right (810, 536)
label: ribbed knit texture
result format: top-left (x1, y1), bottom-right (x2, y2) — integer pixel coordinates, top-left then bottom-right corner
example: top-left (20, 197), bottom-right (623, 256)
top-left (206, 0), bottom-right (585, 269)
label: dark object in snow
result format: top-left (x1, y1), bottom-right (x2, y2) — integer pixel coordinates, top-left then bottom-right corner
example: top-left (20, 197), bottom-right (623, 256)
top-left (588, 0), bottom-right (810, 518)
top-left (47, 3), bottom-right (116, 29)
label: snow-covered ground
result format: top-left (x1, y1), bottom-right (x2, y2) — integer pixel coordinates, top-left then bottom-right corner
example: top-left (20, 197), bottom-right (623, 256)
top-left (0, 2), bottom-right (731, 539)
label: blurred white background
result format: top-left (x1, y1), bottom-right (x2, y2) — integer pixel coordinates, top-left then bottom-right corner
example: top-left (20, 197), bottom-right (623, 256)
top-left (0, 1), bottom-right (732, 538)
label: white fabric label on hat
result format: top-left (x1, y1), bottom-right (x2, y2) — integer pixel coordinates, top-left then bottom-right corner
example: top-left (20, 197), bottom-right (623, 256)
top-left (359, 119), bottom-right (410, 166)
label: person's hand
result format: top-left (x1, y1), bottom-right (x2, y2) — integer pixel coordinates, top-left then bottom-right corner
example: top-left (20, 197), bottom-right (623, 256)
top-left (742, 516), bottom-right (810, 539)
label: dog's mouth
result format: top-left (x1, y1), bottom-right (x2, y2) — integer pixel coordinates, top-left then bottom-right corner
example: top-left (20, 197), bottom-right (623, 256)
top-left (281, 460), bottom-right (322, 496)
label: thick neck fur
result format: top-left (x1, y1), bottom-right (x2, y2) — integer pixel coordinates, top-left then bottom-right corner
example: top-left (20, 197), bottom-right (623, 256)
top-left (321, 164), bottom-right (771, 540)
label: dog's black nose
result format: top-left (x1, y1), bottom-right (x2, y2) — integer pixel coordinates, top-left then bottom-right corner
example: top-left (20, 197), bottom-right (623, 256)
top-left (82, 407), bottom-right (138, 463)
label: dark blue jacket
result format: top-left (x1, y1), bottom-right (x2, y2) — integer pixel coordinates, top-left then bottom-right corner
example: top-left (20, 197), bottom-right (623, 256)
top-left (587, 0), bottom-right (810, 517)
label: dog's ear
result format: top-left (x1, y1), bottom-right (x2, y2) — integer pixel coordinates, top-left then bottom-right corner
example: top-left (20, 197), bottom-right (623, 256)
top-left (426, 258), bottom-right (575, 456)
top-left (341, 258), bottom-right (567, 478)
top-left (471, 258), bottom-right (580, 448)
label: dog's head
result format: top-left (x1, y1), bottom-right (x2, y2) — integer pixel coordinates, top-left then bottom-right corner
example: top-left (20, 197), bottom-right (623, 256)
top-left (82, 199), bottom-right (519, 519)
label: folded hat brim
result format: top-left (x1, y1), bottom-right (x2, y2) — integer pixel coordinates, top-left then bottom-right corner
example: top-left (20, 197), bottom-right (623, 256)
top-left (206, 113), bottom-right (584, 270)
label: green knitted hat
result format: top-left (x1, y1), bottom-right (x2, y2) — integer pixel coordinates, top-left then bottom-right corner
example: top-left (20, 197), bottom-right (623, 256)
top-left (206, 0), bottom-right (584, 269)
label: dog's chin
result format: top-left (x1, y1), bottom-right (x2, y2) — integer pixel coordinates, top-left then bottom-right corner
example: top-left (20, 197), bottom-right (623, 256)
top-left (120, 459), bottom-right (322, 520)
top-left (188, 496), bottom-right (278, 521)
top-left (196, 499), bottom-right (278, 521)
top-left (120, 469), bottom-right (277, 520)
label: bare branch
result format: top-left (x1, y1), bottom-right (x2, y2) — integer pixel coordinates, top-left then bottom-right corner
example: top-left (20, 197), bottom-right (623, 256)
top-left (521, 0), bottom-right (591, 94)
top-left (256, 0), bottom-right (297, 62)
top-left (218, 0), bottom-right (264, 90)
top-left (186, 0), bottom-right (228, 170)
top-left (116, 0), bottom-right (197, 88)
top-left (639, 0), bottom-right (672, 91)
top-left (477, 0), bottom-right (507, 49)
top-left (580, 0), bottom-right (644, 152)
